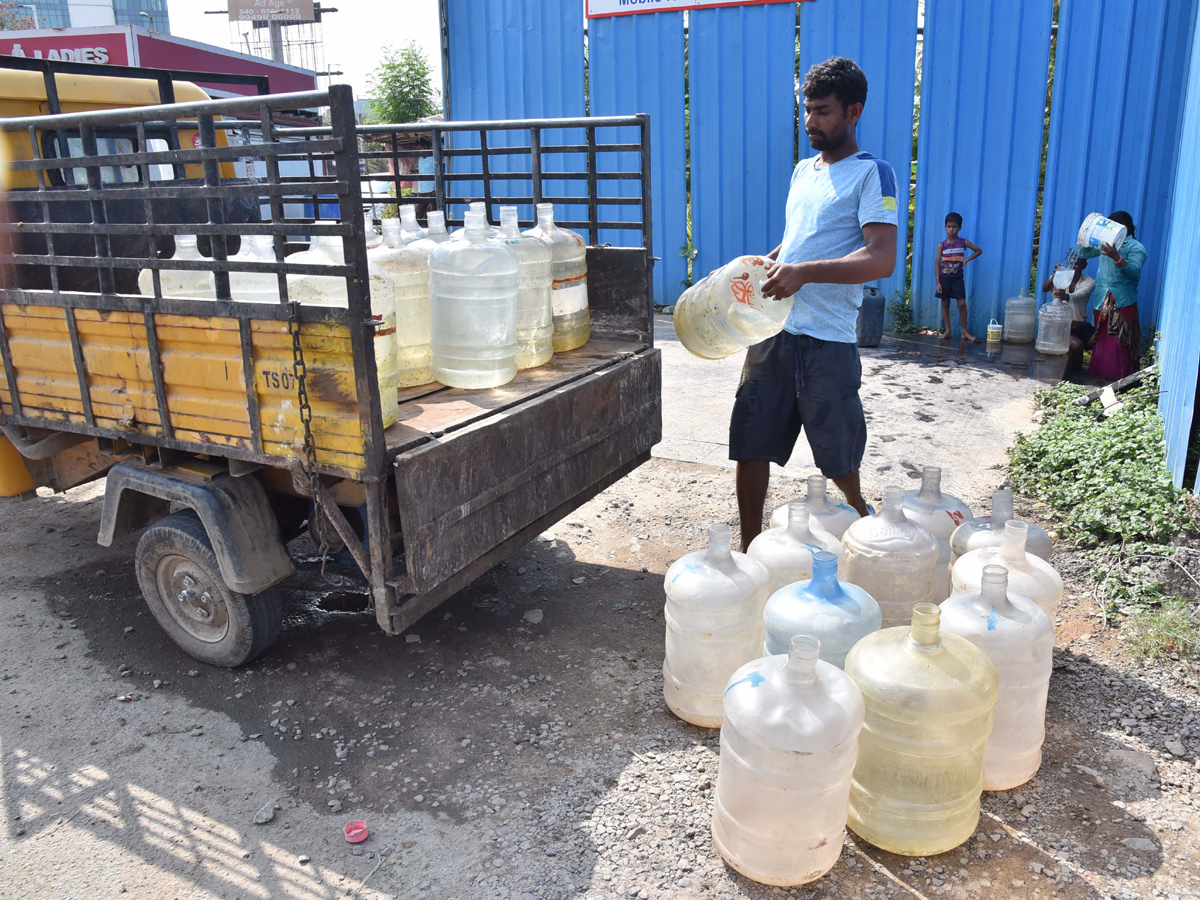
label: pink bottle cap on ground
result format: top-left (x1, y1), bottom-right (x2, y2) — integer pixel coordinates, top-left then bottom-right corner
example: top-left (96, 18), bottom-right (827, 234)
top-left (344, 820), bottom-right (369, 843)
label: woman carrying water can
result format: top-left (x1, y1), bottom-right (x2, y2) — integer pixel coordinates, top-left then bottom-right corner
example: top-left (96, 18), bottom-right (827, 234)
top-left (1074, 210), bottom-right (1146, 381)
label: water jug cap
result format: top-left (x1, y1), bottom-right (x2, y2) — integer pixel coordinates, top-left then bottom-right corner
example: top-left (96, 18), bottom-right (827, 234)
top-left (991, 490), bottom-right (1015, 523)
top-left (464, 210), bottom-right (488, 230)
top-left (399, 204), bottom-right (419, 223)
top-left (784, 634), bottom-right (821, 682)
top-left (381, 217), bottom-right (402, 238)
top-left (427, 210), bottom-right (447, 232)
top-left (910, 603), bottom-right (942, 646)
top-left (536, 202), bottom-right (556, 225)
top-left (175, 233), bottom-right (198, 249)
top-left (468, 201), bottom-right (486, 214)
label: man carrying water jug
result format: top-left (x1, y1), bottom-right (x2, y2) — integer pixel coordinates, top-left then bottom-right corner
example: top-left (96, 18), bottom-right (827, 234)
top-left (731, 57), bottom-right (898, 550)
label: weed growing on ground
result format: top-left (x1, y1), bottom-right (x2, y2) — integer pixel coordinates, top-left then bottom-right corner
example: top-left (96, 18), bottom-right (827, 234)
top-left (887, 291), bottom-right (921, 334)
top-left (1008, 370), bottom-right (1200, 661)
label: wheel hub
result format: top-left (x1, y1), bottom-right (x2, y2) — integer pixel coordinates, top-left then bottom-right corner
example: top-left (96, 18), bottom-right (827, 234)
top-left (155, 555), bottom-right (229, 643)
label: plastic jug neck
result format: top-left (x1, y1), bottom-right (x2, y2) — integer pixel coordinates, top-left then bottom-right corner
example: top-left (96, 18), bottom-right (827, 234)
top-left (980, 564), bottom-right (1017, 616)
top-left (882, 485), bottom-right (905, 522)
top-left (240, 234), bottom-right (275, 259)
top-left (782, 634), bottom-right (820, 684)
top-left (174, 234), bottom-right (201, 257)
top-left (909, 602), bottom-right (942, 648)
top-left (308, 234), bottom-right (343, 262)
top-left (808, 550), bottom-right (842, 598)
top-left (463, 210), bottom-right (490, 242)
top-left (499, 205), bottom-right (520, 237)
top-left (426, 211), bottom-right (447, 236)
top-left (805, 474), bottom-right (828, 507)
top-left (785, 501), bottom-right (813, 536)
top-left (703, 523), bottom-right (734, 568)
top-left (990, 490), bottom-right (1015, 524)
top-left (999, 520), bottom-right (1029, 564)
top-left (381, 218), bottom-right (403, 248)
top-left (918, 466), bottom-right (943, 503)
top-left (536, 202), bottom-right (557, 231)
top-left (398, 205), bottom-right (423, 240)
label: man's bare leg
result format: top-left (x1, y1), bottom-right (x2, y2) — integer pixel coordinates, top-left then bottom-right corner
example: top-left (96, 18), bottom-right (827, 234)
top-left (831, 471), bottom-right (869, 517)
top-left (735, 460), bottom-right (770, 551)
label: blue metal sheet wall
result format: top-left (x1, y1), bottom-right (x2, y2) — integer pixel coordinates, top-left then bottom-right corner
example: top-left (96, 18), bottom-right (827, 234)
top-left (443, 0), bottom-right (585, 229)
top-left (689, 3), bottom-right (797, 279)
top-left (797, 0), bottom-right (919, 309)
top-left (1156, 6), bottom-right (1200, 490)
top-left (911, 0), bottom-right (1055, 336)
top-left (590, 12), bottom-right (688, 303)
top-left (1037, 0), bottom-right (1199, 331)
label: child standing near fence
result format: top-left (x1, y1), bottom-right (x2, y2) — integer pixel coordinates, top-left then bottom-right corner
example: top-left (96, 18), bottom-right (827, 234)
top-left (935, 212), bottom-right (983, 342)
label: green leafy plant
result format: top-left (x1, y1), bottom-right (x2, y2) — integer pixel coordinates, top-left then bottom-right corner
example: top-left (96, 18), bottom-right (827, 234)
top-left (1007, 371), bottom-right (1199, 660)
top-left (366, 43), bottom-right (440, 126)
top-left (0, 1), bottom-right (37, 29)
top-left (887, 291), bottom-right (921, 334)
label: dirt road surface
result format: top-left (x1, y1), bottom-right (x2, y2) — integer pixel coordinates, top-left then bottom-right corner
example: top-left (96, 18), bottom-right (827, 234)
top-left (2, 332), bottom-right (1198, 900)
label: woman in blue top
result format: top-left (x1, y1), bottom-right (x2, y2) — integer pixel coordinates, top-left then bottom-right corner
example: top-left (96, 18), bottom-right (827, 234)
top-left (1076, 210), bottom-right (1145, 381)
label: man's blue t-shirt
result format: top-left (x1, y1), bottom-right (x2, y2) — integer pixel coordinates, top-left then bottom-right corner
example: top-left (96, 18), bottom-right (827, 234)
top-left (779, 152), bottom-right (899, 342)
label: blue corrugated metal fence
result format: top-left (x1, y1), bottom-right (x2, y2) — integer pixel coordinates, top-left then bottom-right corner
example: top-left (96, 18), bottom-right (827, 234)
top-left (1038, 0), bottom-right (1198, 331)
top-left (1156, 3), bottom-right (1200, 490)
top-left (911, 0), bottom-right (1055, 338)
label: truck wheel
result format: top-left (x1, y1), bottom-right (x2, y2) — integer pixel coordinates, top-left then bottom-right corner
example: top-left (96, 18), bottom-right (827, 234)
top-left (134, 511), bottom-right (283, 667)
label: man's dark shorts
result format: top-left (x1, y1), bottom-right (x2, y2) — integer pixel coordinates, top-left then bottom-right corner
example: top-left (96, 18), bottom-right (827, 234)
top-left (729, 331), bottom-right (866, 479)
top-left (939, 273), bottom-right (967, 299)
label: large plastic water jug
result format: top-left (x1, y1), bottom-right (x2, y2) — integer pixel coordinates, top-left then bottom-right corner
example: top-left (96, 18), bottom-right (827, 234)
top-left (498, 206), bottom-right (554, 370)
top-left (951, 521), bottom-right (1063, 617)
top-left (663, 523), bottom-right (770, 728)
top-left (370, 219), bottom-right (434, 388)
top-left (842, 485), bottom-right (939, 627)
top-left (428, 210), bottom-right (519, 389)
top-left (770, 473), bottom-right (860, 539)
top-left (950, 490), bottom-right (1052, 565)
top-left (672, 256), bottom-right (792, 360)
top-left (212, 234), bottom-right (279, 303)
top-left (901, 466), bottom-right (972, 602)
top-left (748, 501), bottom-right (844, 594)
top-left (524, 203), bottom-right (590, 352)
top-left (398, 204), bottom-right (425, 244)
top-left (763, 550), bottom-right (881, 667)
top-left (1035, 298), bottom-right (1072, 355)
top-left (845, 603), bottom-right (998, 856)
top-left (712, 635), bottom-right (864, 886)
top-left (940, 565), bottom-right (1053, 791)
top-left (286, 234), bottom-right (400, 428)
top-left (138, 234), bottom-right (215, 299)
top-left (1003, 295), bottom-right (1036, 343)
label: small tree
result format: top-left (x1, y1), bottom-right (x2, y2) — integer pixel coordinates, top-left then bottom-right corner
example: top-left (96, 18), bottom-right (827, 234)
top-left (366, 42), bottom-right (440, 125)
top-left (0, 1), bottom-right (37, 29)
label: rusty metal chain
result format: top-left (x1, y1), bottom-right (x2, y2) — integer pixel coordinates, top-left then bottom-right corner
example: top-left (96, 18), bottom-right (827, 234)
top-left (288, 300), bottom-right (343, 588)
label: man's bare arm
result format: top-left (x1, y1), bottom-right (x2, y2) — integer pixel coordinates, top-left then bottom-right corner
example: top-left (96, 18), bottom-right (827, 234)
top-left (761, 223), bottom-right (897, 300)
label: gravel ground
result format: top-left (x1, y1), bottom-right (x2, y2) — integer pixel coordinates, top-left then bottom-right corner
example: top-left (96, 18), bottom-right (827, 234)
top-left (1, 356), bottom-right (1198, 899)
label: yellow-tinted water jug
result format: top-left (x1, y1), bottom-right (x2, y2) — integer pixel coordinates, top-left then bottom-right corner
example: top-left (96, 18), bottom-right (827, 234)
top-left (844, 603), bottom-right (998, 856)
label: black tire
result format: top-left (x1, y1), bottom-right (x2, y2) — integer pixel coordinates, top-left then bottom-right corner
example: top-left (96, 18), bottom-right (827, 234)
top-left (134, 511), bottom-right (283, 667)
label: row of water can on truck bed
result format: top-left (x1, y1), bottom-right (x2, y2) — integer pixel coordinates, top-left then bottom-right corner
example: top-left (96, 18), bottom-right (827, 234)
top-left (662, 476), bottom-right (1063, 884)
top-left (136, 203), bottom-right (591, 419)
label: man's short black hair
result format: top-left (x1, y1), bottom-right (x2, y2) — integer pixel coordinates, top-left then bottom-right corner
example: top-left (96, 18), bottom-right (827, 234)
top-left (946, 212), bottom-right (964, 227)
top-left (802, 57), bottom-right (868, 111)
